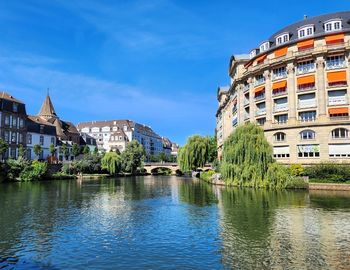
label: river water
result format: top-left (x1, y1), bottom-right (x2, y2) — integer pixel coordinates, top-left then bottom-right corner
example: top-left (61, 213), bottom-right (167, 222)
top-left (1, 176), bottom-right (350, 269)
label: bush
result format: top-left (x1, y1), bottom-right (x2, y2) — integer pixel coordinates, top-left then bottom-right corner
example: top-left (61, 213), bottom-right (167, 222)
top-left (20, 161), bottom-right (48, 181)
top-left (200, 170), bottom-right (215, 182)
top-left (5, 158), bottom-right (30, 181)
top-left (304, 163), bottom-right (350, 183)
top-left (290, 164), bottom-right (304, 177)
top-left (286, 177), bottom-right (309, 189)
top-left (265, 163), bottom-right (292, 189)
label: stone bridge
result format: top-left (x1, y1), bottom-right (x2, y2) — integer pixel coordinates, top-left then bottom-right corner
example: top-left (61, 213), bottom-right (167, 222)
top-left (143, 162), bottom-right (212, 175)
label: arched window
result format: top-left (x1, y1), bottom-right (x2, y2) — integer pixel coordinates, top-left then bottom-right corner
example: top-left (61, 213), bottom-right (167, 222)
top-left (274, 132), bottom-right (286, 142)
top-left (300, 130), bottom-right (315, 140)
top-left (331, 128), bottom-right (348, 139)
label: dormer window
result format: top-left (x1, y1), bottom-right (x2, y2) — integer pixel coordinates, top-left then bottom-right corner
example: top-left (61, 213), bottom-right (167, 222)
top-left (276, 33), bottom-right (289, 45)
top-left (259, 42), bottom-right (270, 52)
top-left (324, 19), bottom-right (342, 33)
top-left (298, 25), bottom-right (314, 38)
top-left (250, 49), bottom-right (257, 59)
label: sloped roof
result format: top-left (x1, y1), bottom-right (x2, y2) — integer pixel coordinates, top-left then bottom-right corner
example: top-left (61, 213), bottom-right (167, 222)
top-left (38, 95), bottom-right (57, 118)
top-left (0, 91), bottom-right (24, 104)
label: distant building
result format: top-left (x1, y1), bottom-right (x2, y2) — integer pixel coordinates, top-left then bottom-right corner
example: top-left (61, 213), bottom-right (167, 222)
top-left (162, 137), bottom-right (172, 156)
top-left (0, 92), bottom-right (27, 159)
top-left (26, 116), bottom-right (56, 160)
top-left (77, 120), bottom-right (164, 156)
top-left (171, 142), bottom-right (179, 157)
top-left (79, 133), bottom-right (97, 152)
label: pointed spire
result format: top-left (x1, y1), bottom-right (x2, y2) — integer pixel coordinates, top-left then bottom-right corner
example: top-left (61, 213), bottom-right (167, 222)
top-left (38, 91), bottom-right (57, 119)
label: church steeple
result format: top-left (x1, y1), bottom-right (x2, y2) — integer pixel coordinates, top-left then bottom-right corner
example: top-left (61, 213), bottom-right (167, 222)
top-left (38, 91), bottom-right (57, 119)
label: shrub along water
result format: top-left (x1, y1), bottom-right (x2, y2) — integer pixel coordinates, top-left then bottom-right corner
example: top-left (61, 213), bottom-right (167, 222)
top-left (304, 163), bottom-right (350, 183)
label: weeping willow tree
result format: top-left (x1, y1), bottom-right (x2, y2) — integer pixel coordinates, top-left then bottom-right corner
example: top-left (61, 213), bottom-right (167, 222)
top-left (178, 135), bottom-right (210, 172)
top-left (101, 152), bottom-right (121, 175)
top-left (221, 123), bottom-right (281, 187)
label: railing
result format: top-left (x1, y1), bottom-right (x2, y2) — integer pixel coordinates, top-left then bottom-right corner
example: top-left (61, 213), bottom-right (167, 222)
top-left (297, 85), bottom-right (316, 93)
top-left (298, 100), bottom-right (317, 109)
top-left (299, 117), bottom-right (316, 122)
top-left (325, 61), bottom-right (347, 70)
top-left (243, 85), bottom-right (250, 93)
top-left (273, 104), bottom-right (289, 113)
top-left (272, 73), bottom-right (287, 81)
top-left (273, 90), bottom-right (288, 97)
top-left (244, 99), bottom-right (250, 106)
top-left (296, 65), bottom-right (315, 75)
top-left (329, 115), bottom-right (349, 121)
top-left (327, 82), bottom-right (348, 88)
top-left (244, 113), bottom-right (250, 120)
top-left (254, 78), bottom-right (265, 86)
top-left (254, 94), bottom-right (265, 101)
top-left (328, 96), bottom-right (348, 106)
top-left (255, 109), bottom-right (266, 116)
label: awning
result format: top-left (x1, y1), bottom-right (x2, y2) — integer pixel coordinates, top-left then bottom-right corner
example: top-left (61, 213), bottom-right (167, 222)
top-left (325, 33), bottom-right (344, 45)
top-left (274, 47), bottom-right (288, 58)
top-left (297, 39), bottom-right (314, 50)
top-left (272, 80), bottom-right (287, 90)
top-left (255, 54), bottom-right (267, 64)
top-left (254, 86), bottom-right (265, 94)
top-left (329, 107), bottom-right (349, 114)
top-left (327, 70), bottom-right (347, 83)
top-left (297, 75), bottom-right (315, 85)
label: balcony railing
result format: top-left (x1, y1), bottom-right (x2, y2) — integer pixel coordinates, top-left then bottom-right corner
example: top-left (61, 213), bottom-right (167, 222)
top-left (325, 61), bottom-right (347, 70)
top-left (296, 65), bottom-right (315, 75)
top-left (244, 113), bottom-right (250, 120)
top-left (273, 104), bottom-right (289, 113)
top-left (243, 85), bottom-right (250, 93)
top-left (272, 72), bottom-right (287, 81)
top-left (298, 100), bottom-right (317, 109)
top-left (299, 117), bottom-right (316, 122)
top-left (273, 89), bottom-right (288, 97)
top-left (255, 108), bottom-right (266, 116)
top-left (255, 94), bottom-right (266, 101)
top-left (327, 81), bottom-right (348, 88)
top-left (328, 96), bottom-right (348, 106)
top-left (244, 99), bottom-right (250, 106)
top-left (329, 115), bottom-right (349, 121)
top-left (297, 85), bottom-right (316, 93)
top-left (254, 78), bottom-right (265, 86)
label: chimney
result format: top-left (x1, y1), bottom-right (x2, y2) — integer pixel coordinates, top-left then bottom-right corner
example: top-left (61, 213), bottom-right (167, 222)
top-left (304, 15), bottom-right (308, 20)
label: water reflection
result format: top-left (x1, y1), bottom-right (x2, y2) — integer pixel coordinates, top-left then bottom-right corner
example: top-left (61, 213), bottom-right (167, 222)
top-left (0, 177), bottom-right (350, 269)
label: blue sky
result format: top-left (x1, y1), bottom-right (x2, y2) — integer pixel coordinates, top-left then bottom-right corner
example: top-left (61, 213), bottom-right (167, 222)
top-left (0, 1), bottom-right (349, 145)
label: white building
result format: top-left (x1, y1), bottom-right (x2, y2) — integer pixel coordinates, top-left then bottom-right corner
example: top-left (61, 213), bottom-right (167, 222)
top-left (77, 120), bottom-right (164, 156)
top-left (26, 116), bottom-right (56, 160)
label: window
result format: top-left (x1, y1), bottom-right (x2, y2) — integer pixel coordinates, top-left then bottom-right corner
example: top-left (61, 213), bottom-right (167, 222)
top-left (12, 103), bottom-right (18, 113)
top-left (332, 128), bottom-right (348, 139)
top-left (4, 131), bottom-right (9, 142)
top-left (250, 49), bottom-right (257, 59)
top-left (273, 146), bottom-right (290, 158)
top-left (274, 132), bottom-right (286, 142)
top-left (276, 33), bottom-right (289, 45)
top-left (12, 117), bottom-right (17, 127)
top-left (297, 59), bottom-right (315, 75)
top-left (256, 118), bottom-right (266, 126)
top-left (27, 134), bottom-right (32, 144)
top-left (329, 144), bottom-right (350, 157)
top-left (324, 20), bottom-right (342, 32)
top-left (10, 148), bottom-right (16, 158)
top-left (297, 144), bottom-right (320, 157)
top-left (259, 42), bottom-right (270, 52)
top-left (11, 132), bottom-right (16, 143)
top-left (19, 118), bottom-right (24, 128)
top-left (255, 74), bottom-right (265, 86)
top-left (51, 137), bottom-right (55, 144)
top-left (299, 111), bottom-right (316, 122)
top-left (40, 135), bottom-right (44, 146)
top-left (272, 66), bottom-right (287, 80)
top-left (326, 55), bottom-right (346, 70)
top-left (298, 25), bottom-right (314, 38)
top-left (300, 130), bottom-right (315, 140)
top-left (275, 114), bottom-right (288, 124)
top-left (4, 115), bottom-right (9, 126)
top-left (19, 134), bottom-right (23, 143)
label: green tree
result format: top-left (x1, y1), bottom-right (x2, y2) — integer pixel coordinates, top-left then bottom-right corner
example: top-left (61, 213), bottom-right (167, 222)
top-left (61, 144), bottom-right (69, 161)
top-left (101, 152), bottom-right (121, 175)
top-left (0, 138), bottom-right (8, 161)
top-left (33, 144), bottom-right (42, 160)
top-left (121, 140), bottom-right (145, 174)
top-left (220, 123), bottom-right (275, 187)
top-left (158, 152), bottom-right (168, 162)
top-left (207, 135), bottom-right (217, 163)
top-left (18, 144), bottom-right (26, 159)
top-left (93, 146), bottom-right (98, 155)
top-left (177, 135), bottom-right (210, 172)
top-left (72, 143), bottom-right (80, 158)
top-left (83, 145), bottom-right (90, 155)
top-left (49, 143), bottom-right (56, 157)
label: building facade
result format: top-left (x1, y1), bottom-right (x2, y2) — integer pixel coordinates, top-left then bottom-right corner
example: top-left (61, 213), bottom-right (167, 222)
top-left (26, 116), bottom-right (56, 160)
top-left (0, 92), bottom-right (27, 159)
top-left (77, 120), bottom-right (164, 156)
top-left (217, 11), bottom-right (350, 164)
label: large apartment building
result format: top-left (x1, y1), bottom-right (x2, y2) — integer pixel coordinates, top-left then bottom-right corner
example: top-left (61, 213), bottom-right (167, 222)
top-left (77, 120), bottom-right (164, 156)
top-left (217, 11), bottom-right (350, 164)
